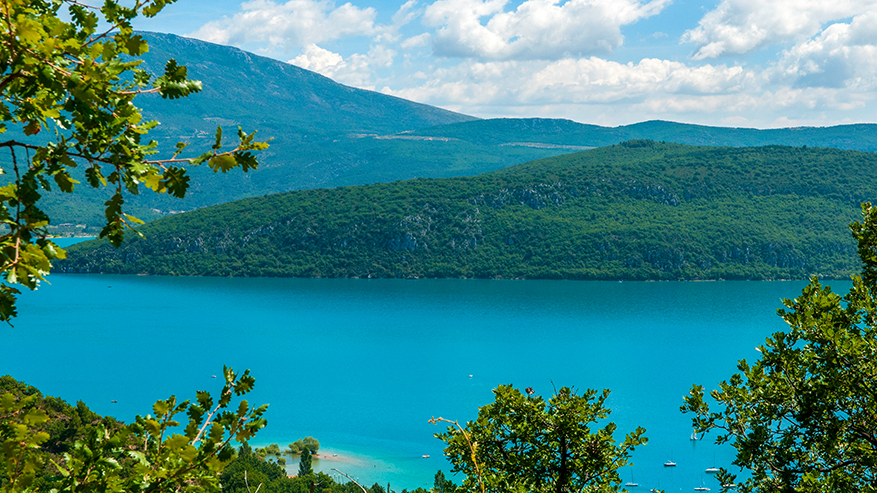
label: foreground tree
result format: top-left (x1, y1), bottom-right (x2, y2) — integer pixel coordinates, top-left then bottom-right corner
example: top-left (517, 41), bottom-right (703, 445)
top-left (682, 203), bottom-right (877, 492)
top-left (298, 446), bottom-right (313, 477)
top-left (432, 471), bottom-right (454, 493)
top-left (0, 0), bottom-right (267, 321)
top-left (432, 385), bottom-right (647, 493)
top-left (0, 366), bottom-right (268, 492)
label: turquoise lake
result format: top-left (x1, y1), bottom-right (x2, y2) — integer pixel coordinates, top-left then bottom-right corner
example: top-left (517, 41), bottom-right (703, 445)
top-left (5, 265), bottom-right (840, 491)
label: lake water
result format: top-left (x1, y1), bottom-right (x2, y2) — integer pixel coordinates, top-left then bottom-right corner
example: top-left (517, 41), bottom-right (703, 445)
top-left (5, 262), bottom-right (838, 491)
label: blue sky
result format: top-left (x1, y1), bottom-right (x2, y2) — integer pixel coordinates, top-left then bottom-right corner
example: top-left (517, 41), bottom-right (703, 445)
top-left (137, 0), bottom-right (877, 128)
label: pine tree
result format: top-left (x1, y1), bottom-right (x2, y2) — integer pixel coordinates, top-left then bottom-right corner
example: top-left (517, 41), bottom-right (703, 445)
top-left (298, 446), bottom-right (313, 477)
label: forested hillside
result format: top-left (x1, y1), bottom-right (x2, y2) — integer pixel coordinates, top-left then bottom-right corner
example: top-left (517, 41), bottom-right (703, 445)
top-left (59, 142), bottom-right (875, 280)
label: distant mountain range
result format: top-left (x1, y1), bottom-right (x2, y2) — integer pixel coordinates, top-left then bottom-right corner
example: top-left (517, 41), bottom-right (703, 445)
top-left (4, 31), bottom-right (876, 236)
top-left (409, 118), bottom-right (877, 150)
top-left (59, 142), bottom-right (876, 281)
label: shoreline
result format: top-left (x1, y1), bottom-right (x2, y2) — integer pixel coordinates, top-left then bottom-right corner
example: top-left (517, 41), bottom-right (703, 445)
top-left (273, 446), bottom-right (439, 489)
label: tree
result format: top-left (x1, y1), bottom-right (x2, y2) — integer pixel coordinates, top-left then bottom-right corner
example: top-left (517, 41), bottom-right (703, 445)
top-left (220, 444), bottom-right (292, 493)
top-left (432, 385), bottom-right (647, 493)
top-left (432, 470), bottom-right (454, 493)
top-left (0, 0), bottom-right (268, 322)
top-left (682, 202), bottom-right (877, 492)
top-left (1, 365), bottom-right (268, 492)
top-left (288, 437), bottom-right (320, 455)
top-left (298, 446), bottom-right (313, 477)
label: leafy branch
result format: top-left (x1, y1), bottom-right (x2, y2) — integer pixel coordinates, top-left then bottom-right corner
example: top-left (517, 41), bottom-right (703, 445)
top-left (48, 366), bottom-right (268, 493)
top-left (0, 0), bottom-right (268, 322)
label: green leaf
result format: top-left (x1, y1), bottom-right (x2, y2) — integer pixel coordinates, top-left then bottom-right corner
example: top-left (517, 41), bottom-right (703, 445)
top-left (124, 34), bottom-right (147, 55)
top-left (213, 126), bottom-right (222, 150)
top-left (208, 154), bottom-right (236, 173)
top-left (123, 213), bottom-right (145, 225)
top-left (161, 166), bottom-right (190, 198)
top-left (85, 166), bottom-right (107, 188)
top-left (53, 171), bottom-right (79, 193)
top-left (234, 151), bottom-right (258, 172)
top-left (153, 399), bottom-right (170, 417)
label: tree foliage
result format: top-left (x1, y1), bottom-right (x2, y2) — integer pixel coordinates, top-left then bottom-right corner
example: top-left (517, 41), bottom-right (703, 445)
top-left (288, 436), bottom-right (320, 455)
top-left (297, 447), bottom-right (313, 477)
top-left (682, 203), bottom-right (877, 492)
top-left (433, 385), bottom-right (647, 493)
top-left (432, 471), bottom-right (455, 493)
top-left (0, 0), bottom-right (268, 322)
top-left (0, 366), bottom-right (268, 493)
top-left (219, 444), bottom-right (433, 493)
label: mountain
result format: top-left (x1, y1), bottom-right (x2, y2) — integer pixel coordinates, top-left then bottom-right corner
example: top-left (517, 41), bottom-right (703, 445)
top-left (5, 32), bottom-right (877, 237)
top-left (408, 118), bottom-right (877, 150)
top-left (135, 32), bottom-right (474, 138)
top-left (58, 141), bottom-right (876, 281)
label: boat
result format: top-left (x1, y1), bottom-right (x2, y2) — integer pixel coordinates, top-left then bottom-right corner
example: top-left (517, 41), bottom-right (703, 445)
top-left (624, 482), bottom-right (638, 488)
top-left (421, 455), bottom-right (430, 458)
top-left (690, 428), bottom-right (699, 441)
top-left (663, 460), bottom-right (676, 467)
top-left (694, 487), bottom-right (710, 492)
top-left (705, 467), bottom-right (720, 473)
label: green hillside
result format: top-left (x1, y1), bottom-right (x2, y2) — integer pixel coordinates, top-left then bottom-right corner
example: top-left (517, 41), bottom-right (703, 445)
top-left (58, 142), bottom-right (875, 280)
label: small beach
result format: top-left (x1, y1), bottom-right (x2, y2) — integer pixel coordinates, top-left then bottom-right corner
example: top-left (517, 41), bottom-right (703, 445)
top-left (277, 446), bottom-right (438, 490)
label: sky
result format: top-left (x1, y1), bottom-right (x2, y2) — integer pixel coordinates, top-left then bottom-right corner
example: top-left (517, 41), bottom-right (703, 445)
top-left (135, 0), bottom-right (877, 128)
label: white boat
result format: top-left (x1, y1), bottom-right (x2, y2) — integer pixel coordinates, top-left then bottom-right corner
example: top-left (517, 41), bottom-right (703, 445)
top-left (663, 460), bottom-right (676, 467)
top-left (705, 467), bottom-right (719, 473)
top-left (690, 428), bottom-right (699, 441)
top-left (625, 482), bottom-right (639, 488)
top-left (694, 487), bottom-right (710, 492)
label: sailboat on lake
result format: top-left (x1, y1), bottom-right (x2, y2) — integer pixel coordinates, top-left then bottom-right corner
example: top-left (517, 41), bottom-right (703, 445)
top-left (664, 450), bottom-right (676, 467)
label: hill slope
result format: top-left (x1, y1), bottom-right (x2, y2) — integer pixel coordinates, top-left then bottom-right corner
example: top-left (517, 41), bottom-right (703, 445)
top-left (59, 142), bottom-right (875, 280)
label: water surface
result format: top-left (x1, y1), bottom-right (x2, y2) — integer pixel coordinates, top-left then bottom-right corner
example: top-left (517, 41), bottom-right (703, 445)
top-left (6, 274), bottom-right (833, 491)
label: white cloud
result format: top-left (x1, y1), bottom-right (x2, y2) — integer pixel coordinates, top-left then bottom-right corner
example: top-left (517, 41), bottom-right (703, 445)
top-left (422, 0), bottom-right (670, 60)
top-left (771, 12), bottom-right (877, 89)
top-left (383, 50), bottom-right (877, 126)
top-left (393, 0), bottom-right (421, 26)
top-left (402, 32), bottom-right (431, 48)
top-left (374, 0), bottom-right (423, 43)
top-left (290, 44), bottom-right (345, 71)
top-left (289, 44), bottom-right (396, 87)
top-left (189, 0), bottom-right (377, 51)
top-left (182, 0), bottom-right (877, 127)
top-left (388, 56), bottom-right (758, 114)
top-left (683, 0), bottom-right (877, 59)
